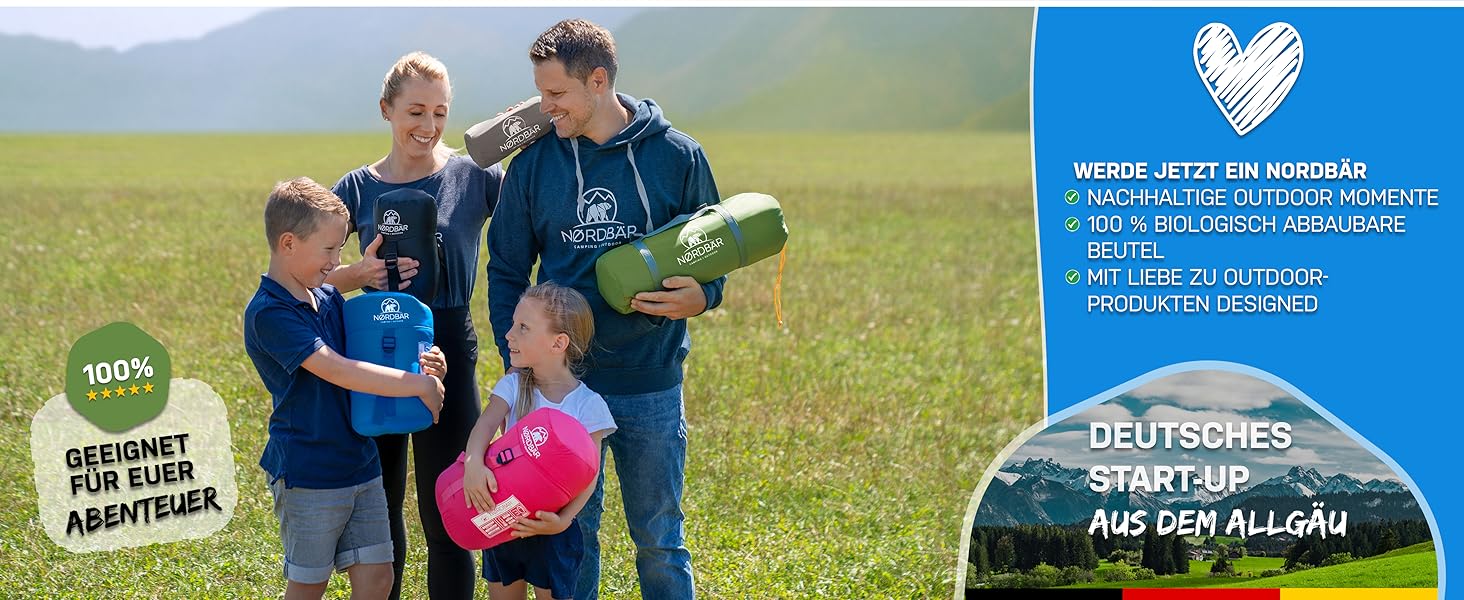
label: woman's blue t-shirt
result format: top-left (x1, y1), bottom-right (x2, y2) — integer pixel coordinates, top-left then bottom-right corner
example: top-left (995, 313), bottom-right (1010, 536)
top-left (332, 155), bottom-right (504, 309)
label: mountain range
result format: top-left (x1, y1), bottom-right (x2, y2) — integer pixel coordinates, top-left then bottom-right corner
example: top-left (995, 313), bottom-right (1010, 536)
top-left (976, 458), bottom-right (1413, 527)
top-left (1, 7), bottom-right (1032, 132)
top-left (1209, 465), bottom-right (1407, 515)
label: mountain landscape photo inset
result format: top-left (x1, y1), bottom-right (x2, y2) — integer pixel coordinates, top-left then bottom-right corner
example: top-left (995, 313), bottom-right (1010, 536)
top-left (965, 369), bottom-right (1438, 591)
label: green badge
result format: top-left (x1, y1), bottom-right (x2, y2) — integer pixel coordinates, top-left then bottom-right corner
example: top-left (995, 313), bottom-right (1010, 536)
top-left (65, 322), bottom-right (171, 432)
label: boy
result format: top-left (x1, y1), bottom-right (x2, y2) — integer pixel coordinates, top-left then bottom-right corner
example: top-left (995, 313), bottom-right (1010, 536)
top-left (244, 176), bottom-right (447, 599)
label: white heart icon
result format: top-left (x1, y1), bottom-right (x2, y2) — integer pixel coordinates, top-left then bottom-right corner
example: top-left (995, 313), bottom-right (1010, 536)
top-left (1193, 22), bottom-right (1303, 136)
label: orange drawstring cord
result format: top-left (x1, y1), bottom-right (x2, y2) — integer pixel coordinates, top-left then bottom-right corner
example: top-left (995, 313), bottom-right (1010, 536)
top-left (774, 245), bottom-right (787, 327)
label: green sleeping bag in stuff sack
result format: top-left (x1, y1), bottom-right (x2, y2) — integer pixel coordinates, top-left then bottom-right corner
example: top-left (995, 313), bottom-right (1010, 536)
top-left (595, 192), bottom-right (788, 315)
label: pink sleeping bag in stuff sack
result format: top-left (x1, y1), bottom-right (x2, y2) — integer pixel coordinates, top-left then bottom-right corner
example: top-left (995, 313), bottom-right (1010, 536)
top-left (436, 408), bottom-right (600, 550)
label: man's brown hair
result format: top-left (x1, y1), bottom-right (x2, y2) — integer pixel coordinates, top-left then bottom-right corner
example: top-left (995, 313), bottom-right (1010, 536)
top-left (529, 19), bottom-right (619, 84)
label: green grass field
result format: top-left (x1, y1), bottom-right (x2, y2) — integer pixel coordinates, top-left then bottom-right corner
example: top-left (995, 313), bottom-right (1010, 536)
top-left (0, 131), bottom-right (1040, 597)
top-left (1213, 543), bottom-right (1437, 589)
top-left (1059, 543), bottom-right (1438, 590)
top-left (1377, 542), bottom-right (1439, 559)
top-left (1063, 556), bottom-right (1285, 589)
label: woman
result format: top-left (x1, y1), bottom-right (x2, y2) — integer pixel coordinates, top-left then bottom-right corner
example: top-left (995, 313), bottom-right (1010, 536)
top-left (328, 51), bottom-right (503, 599)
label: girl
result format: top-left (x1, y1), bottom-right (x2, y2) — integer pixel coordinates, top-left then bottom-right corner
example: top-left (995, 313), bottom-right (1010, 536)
top-left (462, 283), bottom-right (616, 600)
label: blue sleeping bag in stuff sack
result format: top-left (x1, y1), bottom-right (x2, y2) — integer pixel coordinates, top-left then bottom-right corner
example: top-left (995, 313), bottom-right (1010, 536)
top-left (343, 291), bottom-right (435, 436)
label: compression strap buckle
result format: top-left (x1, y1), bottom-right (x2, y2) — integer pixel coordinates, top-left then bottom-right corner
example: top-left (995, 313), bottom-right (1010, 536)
top-left (383, 241), bottom-right (401, 292)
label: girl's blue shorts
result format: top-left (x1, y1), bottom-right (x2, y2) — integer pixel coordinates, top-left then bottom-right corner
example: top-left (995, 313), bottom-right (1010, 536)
top-left (482, 519), bottom-right (584, 599)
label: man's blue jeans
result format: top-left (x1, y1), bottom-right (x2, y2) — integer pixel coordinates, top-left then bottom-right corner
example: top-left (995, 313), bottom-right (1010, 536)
top-left (575, 384), bottom-right (694, 599)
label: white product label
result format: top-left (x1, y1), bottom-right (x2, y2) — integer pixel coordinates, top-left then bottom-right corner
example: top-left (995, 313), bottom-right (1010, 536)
top-left (470, 495), bottom-right (530, 538)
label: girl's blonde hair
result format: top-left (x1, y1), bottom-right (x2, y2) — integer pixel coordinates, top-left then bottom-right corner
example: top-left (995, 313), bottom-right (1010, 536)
top-left (515, 283), bottom-right (595, 421)
top-left (381, 51), bottom-right (459, 161)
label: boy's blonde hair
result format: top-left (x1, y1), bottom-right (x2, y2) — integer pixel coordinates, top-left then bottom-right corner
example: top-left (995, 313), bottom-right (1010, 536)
top-left (381, 51), bottom-right (458, 161)
top-left (516, 283), bottom-right (595, 421)
top-left (264, 177), bottom-right (350, 250)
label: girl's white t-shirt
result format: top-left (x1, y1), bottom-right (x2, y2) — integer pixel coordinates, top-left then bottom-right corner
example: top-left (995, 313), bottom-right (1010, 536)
top-left (491, 372), bottom-right (617, 436)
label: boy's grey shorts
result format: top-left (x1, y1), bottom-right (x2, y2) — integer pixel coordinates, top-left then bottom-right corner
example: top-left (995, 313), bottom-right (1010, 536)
top-left (268, 475), bottom-right (393, 584)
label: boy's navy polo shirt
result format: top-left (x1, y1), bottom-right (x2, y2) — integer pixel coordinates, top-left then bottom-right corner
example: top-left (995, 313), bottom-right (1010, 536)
top-left (243, 275), bottom-right (380, 489)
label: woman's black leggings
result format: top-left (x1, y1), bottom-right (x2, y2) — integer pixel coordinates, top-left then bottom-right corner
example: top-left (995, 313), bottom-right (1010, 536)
top-left (379, 306), bottom-right (481, 599)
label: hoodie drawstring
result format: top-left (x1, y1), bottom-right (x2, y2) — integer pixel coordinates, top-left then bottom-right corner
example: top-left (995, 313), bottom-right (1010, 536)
top-left (571, 137), bottom-right (586, 219)
top-left (570, 138), bottom-right (654, 235)
top-left (624, 143), bottom-right (654, 234)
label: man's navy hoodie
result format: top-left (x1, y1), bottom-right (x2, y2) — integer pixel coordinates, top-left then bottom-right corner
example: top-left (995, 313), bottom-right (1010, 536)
top-left (487, 93), bottom-right (724, 396)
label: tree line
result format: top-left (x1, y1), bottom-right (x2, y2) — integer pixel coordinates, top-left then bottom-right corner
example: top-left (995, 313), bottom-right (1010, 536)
top-left (1283, 520), bottom-right (1431, 569)
top-left (969, 525), bottom-right (1100, 576)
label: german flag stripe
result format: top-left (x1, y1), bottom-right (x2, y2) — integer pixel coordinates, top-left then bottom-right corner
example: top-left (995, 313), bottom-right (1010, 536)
top-left (1278, 590), bottom-right (1436, 600)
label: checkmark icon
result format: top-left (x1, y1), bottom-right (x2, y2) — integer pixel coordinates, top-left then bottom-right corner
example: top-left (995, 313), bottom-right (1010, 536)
top-left (1065, 189), bottom-right (1079, 204)
top-left (1065, 269), bottom-right (1080, 285)
top-left (1065, 217), bottom-right (1081, 232)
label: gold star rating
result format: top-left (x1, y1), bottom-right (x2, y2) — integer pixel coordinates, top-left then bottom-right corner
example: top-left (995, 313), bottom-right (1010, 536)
top-left (87, 382), bottom-right (155, 400)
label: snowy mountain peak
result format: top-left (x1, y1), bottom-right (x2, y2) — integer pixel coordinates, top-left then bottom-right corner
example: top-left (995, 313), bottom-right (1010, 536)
top-left (1317, 473), bottom-right (1364, 495)
top-left (1006, 457), bottom-right (1061, 473)
top-left (1251, 466), bottom-right (1327, 496)
top-left (1000, 457), bottom-right (1089, 492)
top-left (1249, 468), bottom-right (1409, 498)
top-left (1286, 466), bottom-right (1326, 482)
top-left (1362, 478), bottom-right (1408, 493)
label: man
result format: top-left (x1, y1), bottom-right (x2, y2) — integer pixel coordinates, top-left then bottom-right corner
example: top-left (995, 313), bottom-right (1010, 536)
top-left (486, 18), bottom-right (724, 600)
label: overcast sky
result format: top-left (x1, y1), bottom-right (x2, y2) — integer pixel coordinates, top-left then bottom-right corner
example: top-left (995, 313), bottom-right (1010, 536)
top-left (0, 8), bottom-right (270, 51)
